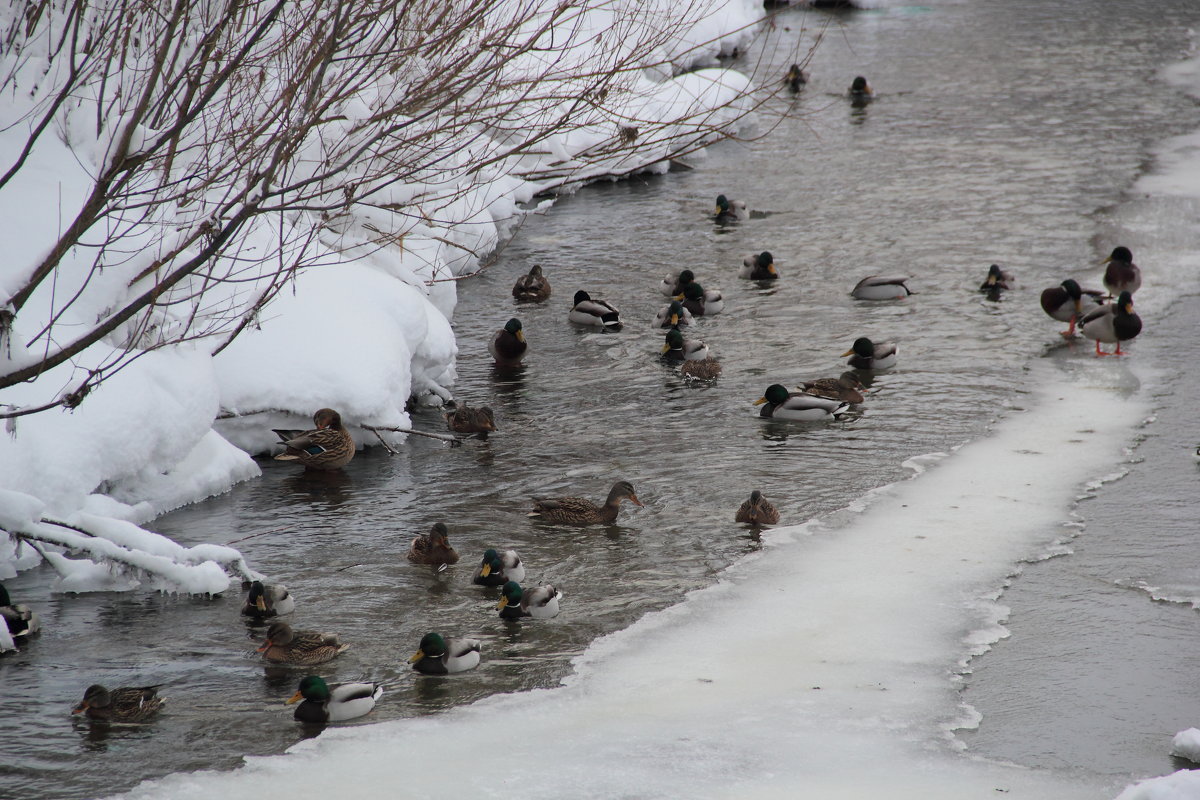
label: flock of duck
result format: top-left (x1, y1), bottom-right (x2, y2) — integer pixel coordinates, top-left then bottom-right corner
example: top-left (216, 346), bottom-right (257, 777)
top-left (1, 78), bottom-right (1145, 727)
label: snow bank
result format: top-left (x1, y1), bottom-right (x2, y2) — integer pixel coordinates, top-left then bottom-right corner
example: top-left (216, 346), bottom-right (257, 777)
top-left (0, 0), bottom-right (769, 588)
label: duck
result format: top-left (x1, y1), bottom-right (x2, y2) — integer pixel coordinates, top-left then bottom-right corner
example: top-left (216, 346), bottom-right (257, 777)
top-left (739, 251), bottom-right (779, 280)
top-left (842, 337), bottom-right (898, 370)
top-left (661, 329), bottom-right (710, 362)
top-left (1102, 246), bottom-right (1141, 297)
top-left (272, 408), bottom-right (355, 470)
top-left (241, 580), bottom-right (295, 620)
top-left (735, 490), bottom-right (780, 526)
top-left (569, 290), bottom-right (622, 329)
top-left (489, 318), bottom-right (527, 366)
top-left (497, 580), bottom-right (562, 620)
top-left (849, 75), bottom-right (874, 98)
top-left (676, 281), bottom-right (725, 317)
top-left (72, 684), bottom-right (164, 722)
top-left (445, 404), bottom-right (497, 434)
top-left (409, 632), bottom-right (481, 674)
top-left (754, 384), bottom-right (848, 421)
top-left (472, 548), bottom-right (526, 587)
top-left (851, 275), bottom-right (912, 300)
top-left (257, 622), bottom-right (348, 665)
top-left (1040, 278), bottom-right (1106, 337)
top-left (681, 358), bottom-right (722, 380)
top-left (797, 372), bottom-right (866, 404)
top-left (784, 63), bottom-right (808, 92)
top-left (659, 269), bottom-right (692, 297)
top-left (407, 522), bottom-right (460, 566)
top-left (512, 264), bottom-right (551, 302)
top-left (529, 480), bottom-right (644, 525)
top-left (714, 194), bottom-right (749, 223)
top-left (286, 676), bottom-right (383, 723)
top-left (1080, 291), bottom-right (1141, 356)
top-left (653, 299), bottom-right (695, 329)
top-left (979, 264), bottom-right (1014, 293)
top-left (0, 582), bottom-right (40, 644)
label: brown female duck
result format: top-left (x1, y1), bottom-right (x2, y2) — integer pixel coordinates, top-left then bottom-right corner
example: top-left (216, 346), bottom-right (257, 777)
top-left (257, 621), bottom-right (348, 665)
top-left (512, 264), bottom-right (551, 302)
top-left (407, 522), bottom-right (461, 566)
top-left (272, 408), bottom-right (355, 470)
top-left (529, 480), bottom-right (643, 525)
top-left (72, 685), bottom-right (164, 722)
top-left (735, 490), bottom-right (780, 527)
top-left (445, 404), bottom-right (497, 434)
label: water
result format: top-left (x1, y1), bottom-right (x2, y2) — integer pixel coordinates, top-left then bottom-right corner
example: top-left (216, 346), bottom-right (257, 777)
top-left (4, 1), bottom-right (1200, 797)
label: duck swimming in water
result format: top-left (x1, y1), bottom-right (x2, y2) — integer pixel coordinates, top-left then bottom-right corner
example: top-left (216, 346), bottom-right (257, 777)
top-left (851, 274), bottom-right (912, 300)
top-left (754, 384), bottom-right (848, 421)
top-left (257, 622), bottom-right (348, 666)
top-left (569, 290), bottom-right (622, 329)
top-left (797, 372), bottom-right (866, 404)
top-left (497, 580), bottom-right (562, 620)
top-left (714, 194), bottom-right (749, 223)
top-left (512, 264), bottom-right (551, 302)
top-left (842, 337), bottom-right (898, 370)
top-left (409, 632), bottom-right (481, 674)
top-left (489, 318), bottom-right (527, 366)
top-left (407, 522), bottom-right (460, 566)
top-left (740, 251), bottom-right (779, 281)
top-left (473, 548), bottom-right (525, 587)
top-left (72, 685), bottom-right (164, 722)
top-left (529, 480), bottom-right (643, 525)
top-left (735, 490), bottom-right (780, 526)
top-left (286, 676), bottom-right (382, 723)
top-left (241, 581), bottom-right (295, 620)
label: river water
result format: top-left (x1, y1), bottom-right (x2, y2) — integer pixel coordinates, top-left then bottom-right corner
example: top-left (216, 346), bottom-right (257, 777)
top-left (4, 1), bottom-right (1200, 798)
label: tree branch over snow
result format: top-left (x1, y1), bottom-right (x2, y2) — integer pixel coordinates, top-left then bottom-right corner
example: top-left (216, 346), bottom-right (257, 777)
top-left (0, 0), bottom-right (811, 416)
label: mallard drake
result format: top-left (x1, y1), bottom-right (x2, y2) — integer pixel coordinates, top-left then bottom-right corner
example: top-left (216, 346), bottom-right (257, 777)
top-left (241, 580), bottom-right (295, 620)
top-left (842, 337), bottom-right (898, 370)
top-left (755, 384), bottom-right (848, 421)
top-left (714, 194), bottom-right (749, 223)
top-left (512, 264), bottom-right (551, 302)
top-left (739, 251), bottom-right (778, 280)
top-left (735, 490), bottom-right (780, 526)
top-left (409, 632), bottom-right (481, 674)
top-left (445, 404), bottom-right (497, 434)
top-left (569, 290), bottom-right (621, 329)
top-left (529, 480), bottom-right (644, 525)
top-left (489, 318), bottom-right (527, 366)
top-left (681, 358), bottom-right (722, 380)
top-left (784, 63), bottom-right (808, 92)
top-left (257, 622), bottom-right (348, 665)
top-left (0, 582), bottom-right (40, 643)
top-left (272, 408), bottom-right (355, 470)
top-left (676, 282), bottom-right (725, 316)
top-left (653, 300), bottom-right (694, 329)
top-left (797, 372), bottom-right (866, 404)
top-left (980, 264), bottom-right (1014, 293)
top-left (407, 522), bottom-right (460, 566)
top-left (1102, 246), bottom-right (1141, 297)
top-left (1040, 278), bottom-right (1105, 337)
top-left (287, 676), bottom-right (382, 723)
top-left (849, 76), bottom-right (874, 98)
top-left (1080, 291), bottom-right (1141, 356)
top-left (851, 275), bottom-right (912, 300)
top-left (472, 548), bottom-right (526, 587)
top-left (497, 580), bottom-right (561, 620)
top-left (662, 328), bottom-right (710, 362)
top-left (72, 685), bottom-right (164, 722)
top-left (659, 269), bottom-right (693, 297)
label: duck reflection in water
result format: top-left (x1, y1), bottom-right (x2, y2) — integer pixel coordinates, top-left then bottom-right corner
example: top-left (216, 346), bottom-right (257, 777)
top-left (283, 468), bottom-right (350, 507)
top-left (489, 362), bottom-right (526, 397)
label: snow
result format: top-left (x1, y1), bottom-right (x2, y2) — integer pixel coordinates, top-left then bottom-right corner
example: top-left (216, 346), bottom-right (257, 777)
top-left (0, 0), bottom-right (768, 593)
top-left (1169, 729), bottom-right (1200, 763)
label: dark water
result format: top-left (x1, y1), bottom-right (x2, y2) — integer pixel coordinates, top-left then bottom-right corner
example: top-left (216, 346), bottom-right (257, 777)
top-left (3, 1), bottom-right (1200, 797)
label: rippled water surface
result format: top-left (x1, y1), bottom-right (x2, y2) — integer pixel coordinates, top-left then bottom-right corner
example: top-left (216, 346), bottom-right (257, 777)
top-left (4, 1), bottom-right (1200, 797)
